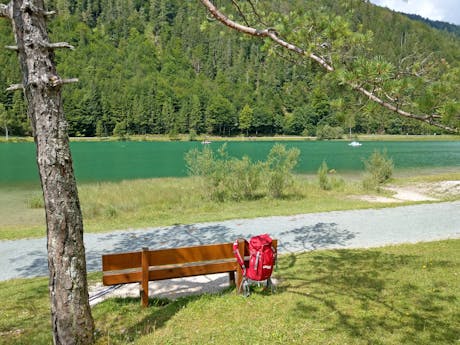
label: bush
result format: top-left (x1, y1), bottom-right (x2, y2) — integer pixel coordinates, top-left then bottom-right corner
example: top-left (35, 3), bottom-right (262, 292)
top-left (185, 144), bottom-right (263, 201)
top-left (316, 125), bottom-right (344, 140)
top-left (113, 121), bottom-right (127, 139)
top-left (362, 149), bottom-right (394, 190)
top-left (188, 129), bottom-right (198, 141)
top-left (264, 144), bottom-right (300, 198)
top-left (184, 143), bottom-right (299, 201)
top-left (317, 161), bottom-right (345, 191)
top-left (318, 160), bottom-right (332, 190)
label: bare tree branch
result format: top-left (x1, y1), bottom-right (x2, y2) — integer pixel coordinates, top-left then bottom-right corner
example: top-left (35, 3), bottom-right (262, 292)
top-left (6, 83), bottom-right (24, 91)
top-left (43, 10), bottom-right (56, 17)
top-left (0, 3), bottom-right (12, 19)
top-left (5, 45), bottom-right (18, 51)
top-left (60, 78), bottom-right (79, 85)
top-left (42, 41), bottom-right (75, 50)
top-left (199, 0), bottom-right (458, 133)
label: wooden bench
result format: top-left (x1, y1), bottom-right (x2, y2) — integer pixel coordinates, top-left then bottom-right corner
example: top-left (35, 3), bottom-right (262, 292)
top-left (102, 239), bottom-right (277, 306)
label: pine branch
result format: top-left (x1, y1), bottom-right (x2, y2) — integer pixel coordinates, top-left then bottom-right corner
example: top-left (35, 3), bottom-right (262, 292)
top-left (199, 0), bottom-right (458, 133)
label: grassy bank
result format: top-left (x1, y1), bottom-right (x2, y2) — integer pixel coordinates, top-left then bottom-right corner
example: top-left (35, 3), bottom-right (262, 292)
top-left (1, 172), bottom-right (460, 241)
top-left (1, 239), bottom-right (458, 344)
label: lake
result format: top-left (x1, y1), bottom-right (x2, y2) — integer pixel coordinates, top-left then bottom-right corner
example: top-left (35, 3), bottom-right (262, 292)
top-left (0, 140), bottom-right (459, 186)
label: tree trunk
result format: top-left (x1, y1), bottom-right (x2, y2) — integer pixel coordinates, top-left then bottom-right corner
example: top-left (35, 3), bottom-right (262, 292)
top-left (2, 1), bottom-right (94, 344)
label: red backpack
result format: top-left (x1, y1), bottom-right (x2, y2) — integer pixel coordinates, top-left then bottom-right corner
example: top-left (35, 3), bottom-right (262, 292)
top-left (233, 234), bottom-right (277, 295)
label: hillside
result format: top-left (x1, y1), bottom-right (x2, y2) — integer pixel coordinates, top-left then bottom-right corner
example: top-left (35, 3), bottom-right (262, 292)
top-left (404, 13), bottom-right (460, 37)
top-left (0, 0), bottom-right (459, 137)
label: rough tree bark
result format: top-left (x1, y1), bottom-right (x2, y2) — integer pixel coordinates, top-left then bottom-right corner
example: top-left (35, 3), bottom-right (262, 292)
top-left (1, 1), bottom-right (94, 344)
top-left (199, 0), bottom-right (458, 133)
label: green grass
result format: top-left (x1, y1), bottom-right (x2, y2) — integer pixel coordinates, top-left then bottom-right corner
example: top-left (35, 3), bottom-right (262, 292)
top-left (1, 172), bottom-right (459, 241)
top-left (0, 240), bottom-right (458, 344)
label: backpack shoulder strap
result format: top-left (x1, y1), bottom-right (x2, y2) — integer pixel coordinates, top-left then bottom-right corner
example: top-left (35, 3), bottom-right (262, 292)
top-left (233, 239), bottom-right (246, 275)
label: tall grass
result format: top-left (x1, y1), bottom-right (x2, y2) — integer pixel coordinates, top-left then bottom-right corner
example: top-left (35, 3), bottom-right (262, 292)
top-left (2, 170), bottom-right (460, 240)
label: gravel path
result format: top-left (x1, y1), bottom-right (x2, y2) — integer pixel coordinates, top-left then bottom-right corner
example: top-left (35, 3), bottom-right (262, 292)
top-left (1, 201), bottom-right (459, 283)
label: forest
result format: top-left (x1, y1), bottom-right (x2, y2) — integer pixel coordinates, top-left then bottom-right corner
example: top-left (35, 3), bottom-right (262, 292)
top-left (0, 0), bottom-right (459, 138)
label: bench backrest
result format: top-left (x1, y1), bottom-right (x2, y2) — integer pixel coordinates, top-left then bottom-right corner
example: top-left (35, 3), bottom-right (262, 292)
top-left (102, 242), bottom-right (237, 285)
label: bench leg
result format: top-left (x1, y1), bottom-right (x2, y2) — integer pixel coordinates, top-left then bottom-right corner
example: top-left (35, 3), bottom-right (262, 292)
top-left (235, 239), bottom-right (245, 293)
top-left (228, 271), bottom-right (235, 287)
top-left (141, 247), bottom-right (149, 307)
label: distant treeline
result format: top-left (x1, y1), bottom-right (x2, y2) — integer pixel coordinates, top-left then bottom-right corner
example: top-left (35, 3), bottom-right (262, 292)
top-left (0, 0), bottom-right (459, 138)
top-left (404, 13), bottom-right (460, 37)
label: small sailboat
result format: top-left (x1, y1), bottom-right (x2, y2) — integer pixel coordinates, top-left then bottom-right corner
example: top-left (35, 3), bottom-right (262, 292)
top-left (347, 128), bottom-right (361, 147)
top-left (348, 141), bottom-right (362, 147)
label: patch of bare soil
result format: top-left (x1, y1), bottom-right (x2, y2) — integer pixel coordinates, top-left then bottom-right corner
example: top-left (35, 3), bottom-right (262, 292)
top-left (354, 180), bottom-right (460, 203)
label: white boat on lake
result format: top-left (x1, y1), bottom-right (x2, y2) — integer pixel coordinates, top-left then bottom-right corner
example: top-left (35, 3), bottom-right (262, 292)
top-left (348, 141), bottom-right (362, 147)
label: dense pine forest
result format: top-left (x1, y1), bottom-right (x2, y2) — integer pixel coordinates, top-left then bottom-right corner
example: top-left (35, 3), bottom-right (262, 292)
top-left (1, 0), bottom-right (459, 138)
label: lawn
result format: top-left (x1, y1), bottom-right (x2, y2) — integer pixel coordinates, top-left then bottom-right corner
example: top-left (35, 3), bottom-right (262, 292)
top-left (1, 239), bottom-right (458, 344)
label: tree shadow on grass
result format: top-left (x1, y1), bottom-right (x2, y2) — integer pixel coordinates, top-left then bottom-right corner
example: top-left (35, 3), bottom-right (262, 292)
top-left (93, 288), bottom-right (234, 344)
top-left (280, 249), bottom-right (459, 344)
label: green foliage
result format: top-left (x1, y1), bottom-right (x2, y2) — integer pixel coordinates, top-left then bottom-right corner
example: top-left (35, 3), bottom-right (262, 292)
top-left (188, 129), bottom-right (198, 141)
top-left (317, 161), bottom-right (345, 191)
top-left (362, 149), bottom-right (394, 190)
top-left (318, 160), bottom-right (332, 190)
top-left (265, 144), bottom-right (300, 198)
top-left (185, 143), bottom-right (299, 201)
top-left (185, 144), bottom-right (264, 201)
top-left (1, 0), bottom-right (458, 137)
top-left (112, 121), bottom-right (127, 139)
top-left (316, 125), bottom-right (344, 139)
top-left (239, 104), bottom-right (253, 136)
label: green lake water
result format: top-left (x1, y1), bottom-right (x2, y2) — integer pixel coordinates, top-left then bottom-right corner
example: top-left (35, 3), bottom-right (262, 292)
top-left (1, 140), bottom-right (459, 186)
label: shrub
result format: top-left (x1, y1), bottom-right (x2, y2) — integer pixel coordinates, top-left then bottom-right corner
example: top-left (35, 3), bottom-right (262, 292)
top-left (264, 144), bottom-right (300, 198)
top-left (185, 144), bottom-right (263, 201)
top-left (318, 160), bottom-right (332, 190)
top-left (362, 149), bottom-right (394, 190)
top-left (188, 129), bottom-right (198, 141)
top-left (184, 143), bottom-right (300, 201)
top-left (316, 125), bottom-right (344, 140)
top-left (184, 145), bottom-right (215, 177)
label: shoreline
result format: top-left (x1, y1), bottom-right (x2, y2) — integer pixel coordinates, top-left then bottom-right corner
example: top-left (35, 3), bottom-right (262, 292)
top-left (1, 133), bottom-right (459, 144)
